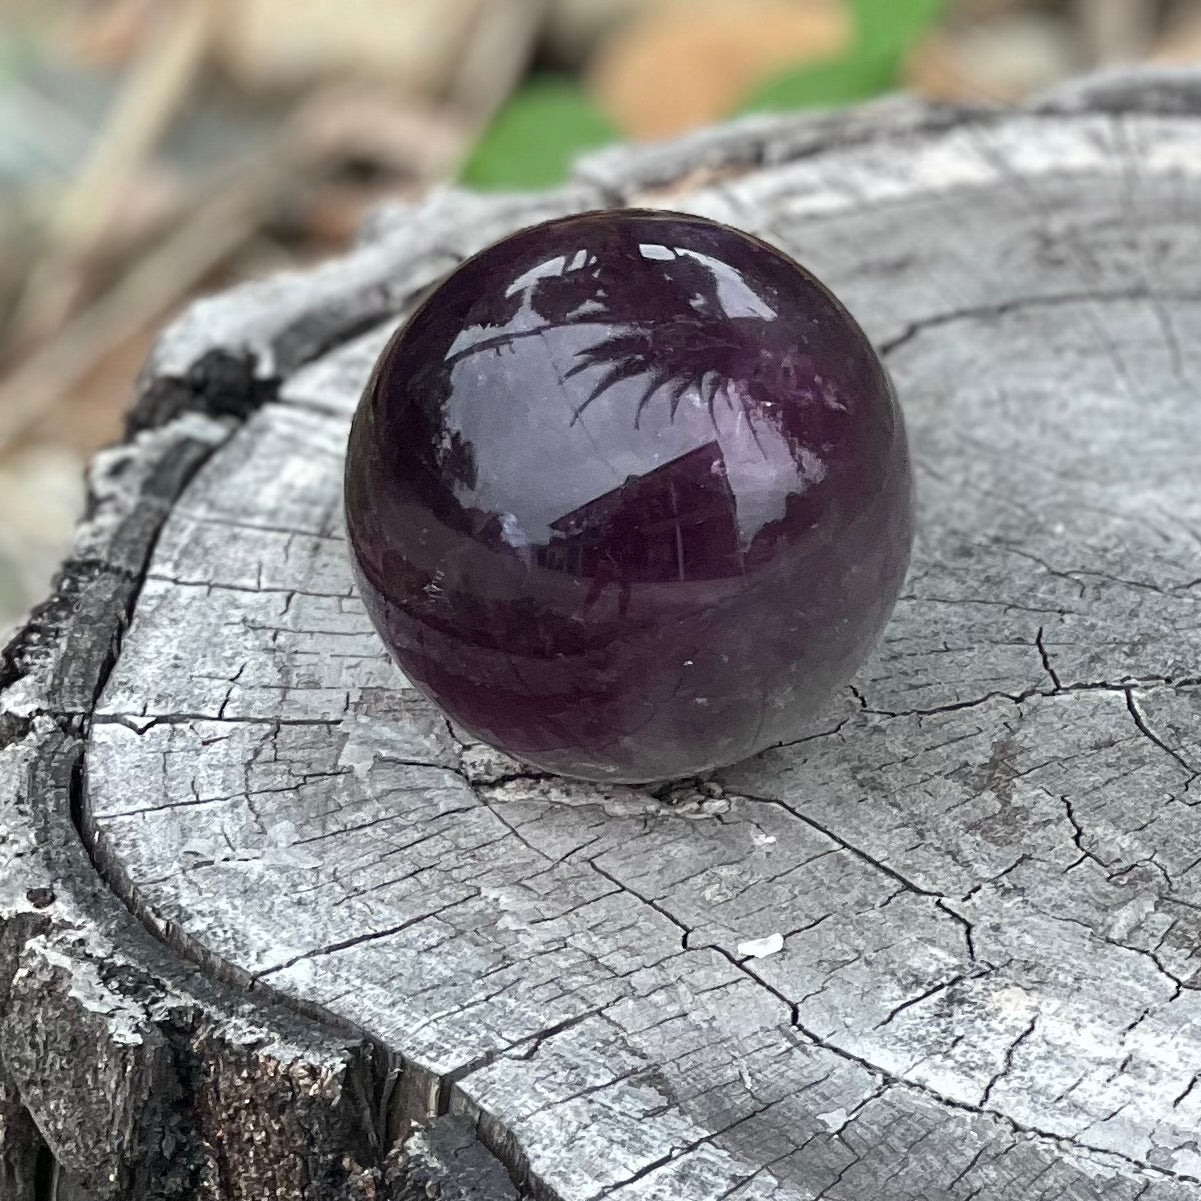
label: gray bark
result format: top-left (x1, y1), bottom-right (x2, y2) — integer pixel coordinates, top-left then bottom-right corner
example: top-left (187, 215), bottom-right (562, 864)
top-left (3, 63), bottom-right (1201, 1201)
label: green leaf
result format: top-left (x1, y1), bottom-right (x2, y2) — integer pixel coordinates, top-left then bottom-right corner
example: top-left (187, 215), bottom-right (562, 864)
top-left (850, 0), bottom-right (945, 58)
top-left (462, 78), bottom-right (616, 191)
top-left (736, 0), bottom-right (945, 115)
top-left (739, 50), bottom-right (900, 114)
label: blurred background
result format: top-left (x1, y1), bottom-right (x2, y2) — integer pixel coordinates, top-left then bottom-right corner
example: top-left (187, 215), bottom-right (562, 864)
top-left (0, 0), bottom-right (1197, 639)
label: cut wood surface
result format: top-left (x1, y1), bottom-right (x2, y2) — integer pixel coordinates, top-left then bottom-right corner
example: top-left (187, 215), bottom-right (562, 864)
top-left (3, 67), bottom-right (1201, 1201)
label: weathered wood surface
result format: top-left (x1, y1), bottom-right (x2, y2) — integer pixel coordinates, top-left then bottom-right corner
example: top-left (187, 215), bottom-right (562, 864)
top-left (4, 67), bottom-right (1201, 1200)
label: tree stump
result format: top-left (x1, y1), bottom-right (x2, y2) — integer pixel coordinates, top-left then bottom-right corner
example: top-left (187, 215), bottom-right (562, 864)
top-left (4, 66), bottom-right (1201, 1201)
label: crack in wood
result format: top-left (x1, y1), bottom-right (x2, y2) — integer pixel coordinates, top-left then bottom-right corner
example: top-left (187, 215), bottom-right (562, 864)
top-left (8, 68), bottom-right (1201, 1201)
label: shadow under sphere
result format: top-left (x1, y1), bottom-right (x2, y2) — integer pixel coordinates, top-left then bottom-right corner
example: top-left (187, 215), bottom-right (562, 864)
top-left (345, 210), bottom-right (913, 781)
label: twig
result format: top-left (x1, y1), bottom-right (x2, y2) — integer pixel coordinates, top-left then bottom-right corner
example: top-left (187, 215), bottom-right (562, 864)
top-left (447, 0), bottom-right (550, 127)
top-left (0, 164), bottom-right (273, 456)
top-left (1074, 0), bottom-right (1156, 66)
top-left (55, 0), bottom-right (214, 254)
top-left (7, 0), bottom-right (213, 348)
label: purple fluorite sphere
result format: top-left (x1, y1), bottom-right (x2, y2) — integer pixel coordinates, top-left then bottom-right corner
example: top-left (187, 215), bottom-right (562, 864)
top-left (345, 210), bottom-right (912, 782)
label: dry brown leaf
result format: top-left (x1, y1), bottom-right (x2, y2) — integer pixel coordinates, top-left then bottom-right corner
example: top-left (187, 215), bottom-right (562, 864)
top-left (588, 0), bottom-right (851, 139)
top-left (545, 0), bottom-right (676, 66)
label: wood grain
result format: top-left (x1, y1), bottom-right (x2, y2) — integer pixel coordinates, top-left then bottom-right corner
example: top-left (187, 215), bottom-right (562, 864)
top-left (3, 66), bottom-right (1201, 1201)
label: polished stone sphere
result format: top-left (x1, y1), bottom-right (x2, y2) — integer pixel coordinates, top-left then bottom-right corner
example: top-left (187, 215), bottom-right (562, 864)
top-left (345, 210), bottom-right (912, 782)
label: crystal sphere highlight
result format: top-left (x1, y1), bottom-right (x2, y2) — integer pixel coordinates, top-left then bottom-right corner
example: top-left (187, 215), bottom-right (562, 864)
top-left (345, 210), bottom-right (912, 782)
